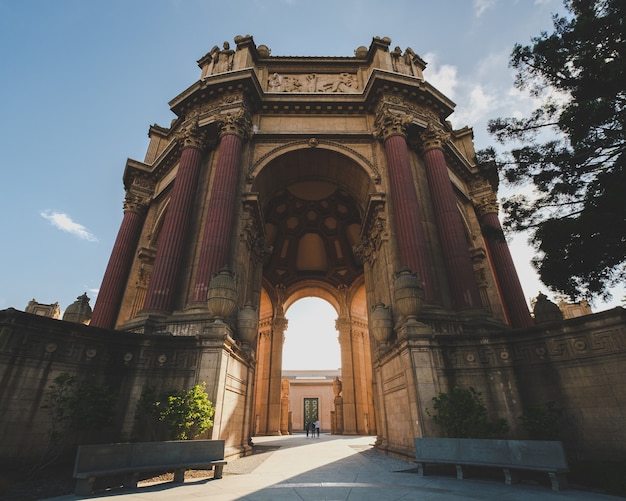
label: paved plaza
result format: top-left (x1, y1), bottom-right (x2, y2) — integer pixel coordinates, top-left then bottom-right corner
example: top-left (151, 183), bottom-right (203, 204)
top-left (46, 434), bottom-right (621, 501)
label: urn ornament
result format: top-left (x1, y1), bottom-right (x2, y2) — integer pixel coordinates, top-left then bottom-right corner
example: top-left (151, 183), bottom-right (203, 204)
top-left (369, 302), bottom-right (392, 344)
top-left (237, 304), bottom-right (259, 345)
top-left (207, 268), bottom-right (237, 321)
top-left (393, 266), bottom-right (423, 320)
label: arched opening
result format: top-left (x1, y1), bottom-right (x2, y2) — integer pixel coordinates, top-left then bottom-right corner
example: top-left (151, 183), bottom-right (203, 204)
top-left (282, 297), bottom-right (340, 433)
top-left (251, 146), bottom-right (378, 437)
top-left (283, 297), bottom-right (340, 370)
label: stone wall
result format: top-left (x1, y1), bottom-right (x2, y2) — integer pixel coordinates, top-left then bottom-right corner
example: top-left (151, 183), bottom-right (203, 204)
top-left (0, 308), bottom-right (242, 465)
top-left (429, 307), bottom-right (626, 461)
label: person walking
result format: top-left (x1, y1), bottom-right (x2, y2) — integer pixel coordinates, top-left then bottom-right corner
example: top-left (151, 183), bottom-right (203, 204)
top-left (314, 419), bottom-right (320, 438)
top-left (305, 422), bottom-right (309, 438)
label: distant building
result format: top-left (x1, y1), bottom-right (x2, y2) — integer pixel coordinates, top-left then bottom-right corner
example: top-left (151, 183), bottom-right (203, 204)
top-left (559, 299), bottom-right (593, 319)
top-left (24, 299), bottom-right (60, 319)
top-left (282, 370), bottom-right (340, 433)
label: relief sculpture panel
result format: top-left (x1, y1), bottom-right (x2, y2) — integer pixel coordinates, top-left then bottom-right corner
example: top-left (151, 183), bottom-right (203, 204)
top-left (268, 72), bottom-right (358, 93)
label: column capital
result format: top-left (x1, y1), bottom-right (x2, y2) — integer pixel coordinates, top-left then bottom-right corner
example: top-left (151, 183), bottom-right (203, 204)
top-left (123, 171), bottom-right (154, 215)
top-left (272, 315), bottom-right (289, 334)
top-left (419, 122), bottom-right (450, 152)
top-left (373, 107), bottom-right (414, 142)
top-left (122, 191), bottom-right (150, 215)
top-left (470, 179), bottom-right (499, 217)
top-left (176, 118), bottom-right (209, 150)
top-left (216, 107), bottom-right (253, 141)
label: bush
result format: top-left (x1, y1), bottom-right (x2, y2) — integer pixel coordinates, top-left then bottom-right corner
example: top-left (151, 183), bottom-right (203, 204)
top-left (427, 386), bottom-right (508, 438)
top-left (518, 401), bottom-right (562, 440)
top-left (136, 383), bottom-right (215, 440)
top-left (39, 372), bottom-right (116, 469)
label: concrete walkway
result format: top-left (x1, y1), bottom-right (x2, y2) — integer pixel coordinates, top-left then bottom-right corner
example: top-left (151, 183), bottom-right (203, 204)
top-left (46, 434), bottom-right (621, 501)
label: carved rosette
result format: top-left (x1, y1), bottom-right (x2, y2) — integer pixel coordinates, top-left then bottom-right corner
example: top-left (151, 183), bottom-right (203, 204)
top-left (419, 122), bottom-right (450, 152)
top-left (373, 107), bottom-right (414, 142)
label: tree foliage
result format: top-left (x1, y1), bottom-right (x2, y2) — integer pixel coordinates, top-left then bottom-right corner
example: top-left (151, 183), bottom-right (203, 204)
top-left (40, 372), bottom-right (116, 469)
top-left (137, 383), bottom-right (215, 440)
top-left (426, 386), bottom-right (509, 439)
top-left (482, 0), bottom-right (626, 300)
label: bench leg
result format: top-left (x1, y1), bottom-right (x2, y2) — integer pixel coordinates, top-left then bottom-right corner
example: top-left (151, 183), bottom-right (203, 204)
top-left (548, 472), bottom-right (568, 491)
top-left (123, 472), bottom-right (139, 489)
top-left (415, 462), bottom-right (425, 477)
top-left (214, 463), bottom-right (224, 479)
top-left (173, 468), bottom-right (186, 483)
top-left (455, 464), bottom-right (465, 480)
top-left (503, 468), bottom-right (520, 485)
top-left (75, 477), bottom-right (95, 496)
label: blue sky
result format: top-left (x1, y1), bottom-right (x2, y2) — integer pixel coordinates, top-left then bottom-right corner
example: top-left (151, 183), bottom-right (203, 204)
top-left (0, 0), bottom-right (622, 369)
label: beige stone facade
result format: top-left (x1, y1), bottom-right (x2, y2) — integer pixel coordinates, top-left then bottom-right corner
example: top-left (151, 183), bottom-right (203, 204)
top-left (281, 370), bottom-right (339, 433)
top-left (2, 36), bottom-right (624, 467)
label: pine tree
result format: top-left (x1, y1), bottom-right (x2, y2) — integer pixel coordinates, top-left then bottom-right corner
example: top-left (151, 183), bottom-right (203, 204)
top-left (481, 0), bottom-right (625, 301)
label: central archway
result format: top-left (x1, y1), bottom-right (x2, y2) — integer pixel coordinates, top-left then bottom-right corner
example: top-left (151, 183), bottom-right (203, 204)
top-left (251, 145), bottom-right (377, 436)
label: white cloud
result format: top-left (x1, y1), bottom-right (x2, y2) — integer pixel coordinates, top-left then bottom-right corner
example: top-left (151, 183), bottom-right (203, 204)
top-left (423, 52), bottom-right (458, 100)
top-left (41, 210), bottom-right (97, 242)
top-left (473, 0), bottom-right (497, 17)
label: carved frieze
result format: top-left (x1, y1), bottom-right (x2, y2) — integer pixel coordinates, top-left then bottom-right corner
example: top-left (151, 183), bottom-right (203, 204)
top-left (240, 195), bottom-right (272, 264)
top-left (353, 195), bottom-right (387, 265)
top-left (267, 72), bottom-right (359, 93)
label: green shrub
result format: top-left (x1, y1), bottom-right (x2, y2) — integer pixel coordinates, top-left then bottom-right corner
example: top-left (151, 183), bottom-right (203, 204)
top-left (518, 401), bottom-right (562, 440)
top-left (136, 383), bottom-right (215, 440)
top-left (39, 372), bottom-right (116, 469)
top-left (426, 386), bottom-right (508, 438)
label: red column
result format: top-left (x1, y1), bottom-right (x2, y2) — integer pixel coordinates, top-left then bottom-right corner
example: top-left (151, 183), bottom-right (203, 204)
top-left (191, 133), bottom-right (243, 303)
top-left (480, 210), bottom-right (534, 328)
top-left (383, 133), bottom-right (435, 300)
top-left (143, 144), bottom-right (204, 312)
top-left (91, 207), bottom-right (144, 329)
top-left (421, 138), bottom-right (483, 311)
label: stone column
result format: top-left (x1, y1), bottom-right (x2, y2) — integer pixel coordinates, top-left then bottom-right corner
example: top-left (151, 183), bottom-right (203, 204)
top-left (375, 109), bottom-right (435, 300)
top-left (337, 316), bottom-right (357, 434)
top-left (474, 190), bottom-right (534, 328)
top-left (91, 183), bottom-right (150, 329)
top-left (280, 378), bottom-right (290, 435)
top-left (420, 125), bottom-right (483, 311)
top-left (143, 122), bottom-right (206, 312)
top-left (267, 315), bottom-right (288, 435)
top-left (191, 109), bottom-right (252, 305)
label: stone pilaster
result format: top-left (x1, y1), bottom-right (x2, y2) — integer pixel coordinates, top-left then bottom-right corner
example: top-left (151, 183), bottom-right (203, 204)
top-left (336, 316), bottom-right (358, 434)
top-left (374, 108), bottom-right (435, 300)
top-left (191, 108), bottom-right (252, 304)
top-left (91, 173), bottom-right (152, 329)
top-left (420, 123), bottom-right (483, 311)
top-left (472, 183), bottom-right (534, 328)
top-left (143, 121), bottom-right (207, 312)
top-left (266, 315), bottom-right (288, 435)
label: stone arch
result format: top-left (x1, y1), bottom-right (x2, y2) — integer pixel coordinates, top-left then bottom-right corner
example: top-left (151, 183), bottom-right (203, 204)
top-left (251, 145), bottom-right (377, 437)
top-left (249, 140), bottom-right (381, 190)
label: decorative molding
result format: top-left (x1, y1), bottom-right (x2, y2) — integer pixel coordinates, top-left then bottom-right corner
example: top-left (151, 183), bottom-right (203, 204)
top-left (267, 72), bottom-right (359, 93)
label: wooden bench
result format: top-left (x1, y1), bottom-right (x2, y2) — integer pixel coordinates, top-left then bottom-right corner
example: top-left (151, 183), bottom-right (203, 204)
top-left (414, 438), bottom-right (569, 491)
top-left (73, 439), bottom-right (227, 495)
